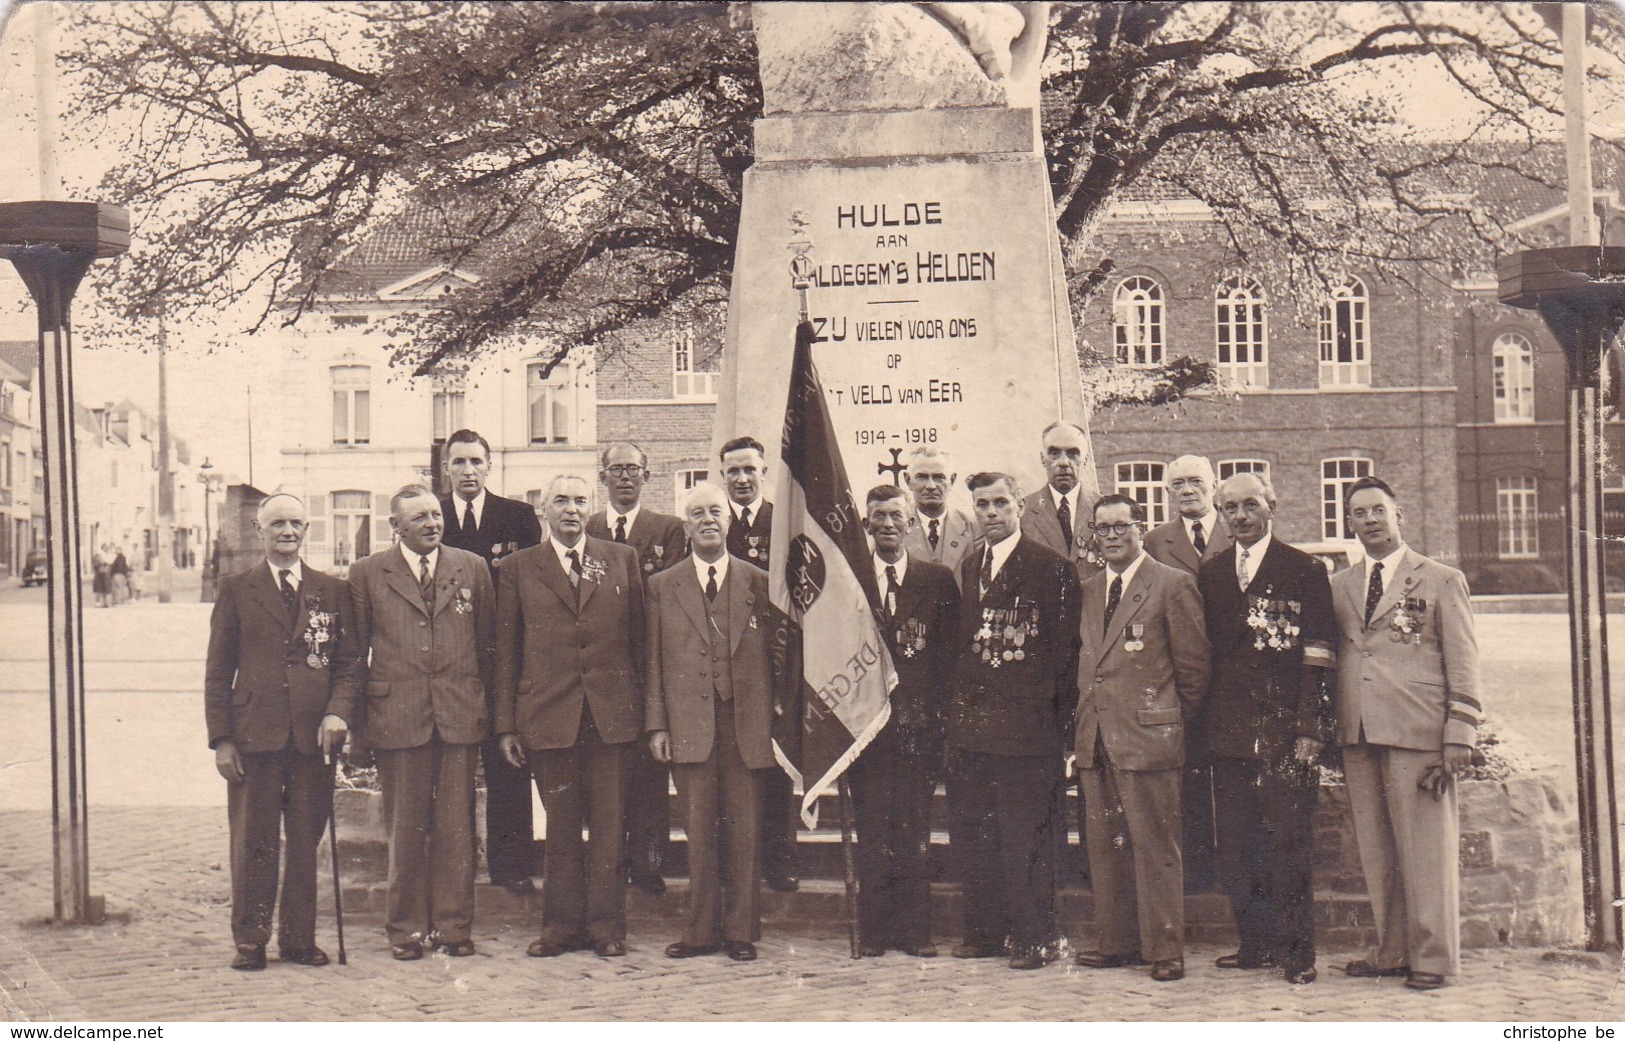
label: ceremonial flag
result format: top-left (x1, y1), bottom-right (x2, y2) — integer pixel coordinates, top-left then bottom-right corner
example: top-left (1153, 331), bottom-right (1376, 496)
top-left (768, 320), bottom-right (897, 828)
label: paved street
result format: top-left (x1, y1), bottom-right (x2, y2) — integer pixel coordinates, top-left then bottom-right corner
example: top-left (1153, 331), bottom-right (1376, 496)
top-left (0, 589), bottom-right (1621, 1021)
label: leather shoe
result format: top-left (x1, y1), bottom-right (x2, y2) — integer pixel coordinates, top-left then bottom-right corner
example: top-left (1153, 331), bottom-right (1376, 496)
top-left (277, 946), bottom-right (329, 967)
top-left (594, 939), bottom-right (627, 957)
top-left (436, 939), bottom-right (476, 958)
top-left (630, 872), bottom-right (667, 897)
top-left (1284, 966), bottom-right (1318, 985)
top-left (1008, 949), bottom-right (1053, 970)
top-left (765, 874), bottom-right (800, 893)
top-left (498, 878), bottom-right (535, 896)
top-left (951, 942), bottom-right (1002, 959)
top-left (859, 944), bottom-right (888, 958)
top-left (724, 941), bottom-right (757, 962)
top-left (1405, 971), bottom-right (1448, 990)
top-left (391, 942), bottom-right (424, 961)
top-left (1344, 959), bottom-right (1411, 978)
top-left (1074, 950), bottom-right (1140, 969)
top-left (664, 941), bottom-right (721, 959)
top-left (1215, 951), bottom-right (1276, 970)
top-left (230, 944), bottom-right (266, 971)
top-left (526, 936), bottom-right (577, 958)
top-left (899, 943), bottom-right (938, 958)
top-left (1151, 958), bottom-right (1185, 982)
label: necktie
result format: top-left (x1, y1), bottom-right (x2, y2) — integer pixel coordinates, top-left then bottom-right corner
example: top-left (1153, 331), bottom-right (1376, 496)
top-left (1191, 521), bottom-right (1206, 556)
top-left (979, 547), bottom-right (994, 598)
top-left (1237, 546), bottom-right (1251, 590)
top-left (885, 564), bottom-right (899, 618)
top-left (615, 515), bottom-right (627, 543)
top-left (928, 518), bottom-right (940, 552)
top-left (1057, 495), bottom-right (1073, 551)
top-left (1364, 561), bottom-right (1385, 626)
top-left (567, 549), bottom-right (582, 589)
top-left (465, 504), bottom-right (477, 537)
top-left (418, 554), bottom-right (434, 605)
top-left (1103, 574), bottom-right (1123, 637)
top-left (705, 564), bottom-right (718, 602)
top-left (740, 506), bottom-right (752, 531)
top-left (278, 568), bottom-right (297, 618)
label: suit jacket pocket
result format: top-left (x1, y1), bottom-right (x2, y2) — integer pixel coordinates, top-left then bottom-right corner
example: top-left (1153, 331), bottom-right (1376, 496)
top-left (366, 680), bottom-right (391, 699)
top-left (1136, 706), bottom-right (1181, 727)
top-left (231, 685), bottom-right (252, 707)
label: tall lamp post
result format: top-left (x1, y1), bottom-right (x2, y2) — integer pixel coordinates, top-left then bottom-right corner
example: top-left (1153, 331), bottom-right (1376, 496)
top-left (197, 458), bottom-right (220, 601)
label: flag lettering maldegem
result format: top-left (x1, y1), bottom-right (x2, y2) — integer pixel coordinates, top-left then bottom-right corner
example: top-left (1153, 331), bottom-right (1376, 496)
top-left (768, 320), bottom-right (898, 828)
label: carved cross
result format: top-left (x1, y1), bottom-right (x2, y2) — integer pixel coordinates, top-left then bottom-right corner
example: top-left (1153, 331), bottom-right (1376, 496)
top-left (877, 447), bottom-right (907, 486)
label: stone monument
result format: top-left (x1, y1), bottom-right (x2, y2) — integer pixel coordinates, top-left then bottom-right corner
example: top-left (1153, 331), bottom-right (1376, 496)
top-left (714, 1), bottom-right (1097, 506)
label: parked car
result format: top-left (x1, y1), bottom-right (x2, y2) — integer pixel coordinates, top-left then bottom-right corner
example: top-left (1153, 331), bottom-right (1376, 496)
top-left (20, 549), bottom-right (47, 587)
top-left (1292, 540), bottom-right (1364, 574)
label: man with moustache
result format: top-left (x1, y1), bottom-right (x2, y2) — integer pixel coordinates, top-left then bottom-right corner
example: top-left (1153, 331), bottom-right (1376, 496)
top-left (719, 435), bottom-right (799, 893)
top-left (205, 493), bottom-right (360, 970)
top-left (900, 446), bottom-right (982, 584)
top-left (646, 483), bottom-right (775, 962)
top-left (437, 428), bottom-right (544, 896)
top-left (852, 485), bottom-right (960, 958)
top-left (1145, 454), bottom-right (1233, 891)
top-left (1021, 421), bottom-right (1096, 575)
top-left (496, 475), bottom-right (646, 958)
top-left (587, 442), bottom-right (689, 896)
top-left (1199, 472), bottom-right (1336, 985)
top-left (1072, 494), bottom-right (1210, 983)
top-left (1331, 476), bottom-right (1481, 991)
top-left (947, 472), bottom-right (1081, 970)
top-left (348, 485), bottom-right (495, 960)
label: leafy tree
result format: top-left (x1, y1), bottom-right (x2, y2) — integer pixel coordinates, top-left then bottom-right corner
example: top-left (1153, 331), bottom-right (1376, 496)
top-left (58, 1), bottom-right (1625, 379)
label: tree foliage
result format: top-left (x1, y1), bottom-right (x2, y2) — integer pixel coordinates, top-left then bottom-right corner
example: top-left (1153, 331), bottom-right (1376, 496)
top-left (59, 1), bottom-right (1625, 378)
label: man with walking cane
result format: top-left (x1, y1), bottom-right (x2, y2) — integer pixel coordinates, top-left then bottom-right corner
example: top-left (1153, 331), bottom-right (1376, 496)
top-left (205, 493), bottom-right (360, 970)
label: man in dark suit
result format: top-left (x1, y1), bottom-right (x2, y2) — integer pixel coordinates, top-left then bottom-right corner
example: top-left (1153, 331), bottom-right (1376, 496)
top-left (1332, 476), bottom-right (1481, 991)
top-left (205, 493), bottom-right (361, 971)
top-left (348, 484), bottom-right (496, 960)
top-left (646, 483), bottom-right (775, 962)
top-left (900, 446), bottom-right (982, 584)
top-left (1199, 471), bottom-right (1336, 985)
top-left (496, 474), bottom-right (646, 958)
top-left (1145, 454), bottom-right (1233, 893)
top-left (851, 484), bottom-right (960, 958)
top-left (437, 428), bottom-right (544, 896)
top-left (587, 441), bottom-right (689, 897)
top-left (947, 472), bottom-right (1081, 970)
top-left (1020, 420), bottom-right (1096, 575)
top-left (719, 434), bottom-right (798, 893)
top-left (1072, 494), bottom-right (1210, 983)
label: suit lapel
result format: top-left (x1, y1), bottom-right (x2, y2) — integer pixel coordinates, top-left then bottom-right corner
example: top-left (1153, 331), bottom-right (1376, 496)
top-left (383, 551), bottom-right (431, 617)
top-left (1081, 572), bottom-right (1105, 667)
top-left (535, 545), bottom-right (579, 613)
top-left (892, 559), bottom-right (929, 627)
top-left (431, 552), bottom-right (462, 616)
top-left (1337, 563), bottom-right (1366, 627)
top-left (1028, 490), bottom-right (1061, 547)
top-left (251, 563), bottom-right (295, 633)
top-left (576, 539), bottom-right (602, 612)
top-left (674, 561), bottom-right (714, 645)
top-left (1370, 554), bottom-right (1422, 627)
top-left (727, 564), bottom-right (754, 654)
top-left (1159, 525), bottom-right (1200, 574)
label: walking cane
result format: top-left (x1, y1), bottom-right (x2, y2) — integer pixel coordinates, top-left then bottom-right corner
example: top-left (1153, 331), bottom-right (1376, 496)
top-left (326, 748), bottom-right (348, 965)
top-left (837, 774), bottom-right (860, 959)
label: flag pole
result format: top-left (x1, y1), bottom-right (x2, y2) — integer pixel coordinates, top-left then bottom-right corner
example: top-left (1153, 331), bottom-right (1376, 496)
top-left (837, 774), bottom-right (861, 959)
top-left (326, 750), bottom-right (348, 965)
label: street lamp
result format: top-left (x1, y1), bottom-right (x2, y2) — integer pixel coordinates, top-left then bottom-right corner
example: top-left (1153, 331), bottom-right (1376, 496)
top-left (197, 458), bottom-right (217, 564)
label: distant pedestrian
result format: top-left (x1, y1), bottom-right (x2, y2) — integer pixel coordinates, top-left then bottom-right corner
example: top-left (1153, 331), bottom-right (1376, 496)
top-left (92, 546), bottom-right (112, 608)
top-left (111, 549), bottom-right (130, 606)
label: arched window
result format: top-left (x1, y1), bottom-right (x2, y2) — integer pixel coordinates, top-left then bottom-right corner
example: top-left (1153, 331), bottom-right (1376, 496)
top-left (1113, 277), bottom-right (1165, 368)
top-left (1491, 332), bottom-right (1535, 423)
top-left (1217, 459), bottom-right (1270, 482)
top-left (1215, 277), bottom-right (1268, 386)
top-left (1318, 277), bottom-right (1370, 387)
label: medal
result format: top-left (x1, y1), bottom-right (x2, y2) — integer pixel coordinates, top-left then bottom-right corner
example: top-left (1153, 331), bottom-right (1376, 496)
top-left (644, 561), bottom-right (654, 572)
top-left (1013, 649), bottom-right (1025, 661)
top-left (307, 653), bottom-right (322, 668)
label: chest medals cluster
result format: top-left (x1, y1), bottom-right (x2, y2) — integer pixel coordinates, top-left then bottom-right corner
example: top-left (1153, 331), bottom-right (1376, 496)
top-left (1246, 587), bottom-right (1302, 651)
top-left (972, 600), bottom-right (1038, 668)
top-left (490, 541), bottom-right (519, 566)
top-left (301, 594), bottom-right (337, 668)
top-left (642, 544), bottom-right (665, 574)
top-left (746, 533), bottom-right (768, 563)
top-left (453, 586), bottom-right (474, 615)
top-left (1388, 596), bottom-right (1428, 644)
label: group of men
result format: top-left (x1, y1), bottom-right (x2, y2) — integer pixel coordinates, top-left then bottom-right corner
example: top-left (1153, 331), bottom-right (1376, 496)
top-left (204, 420), bottom-right (1481, 994)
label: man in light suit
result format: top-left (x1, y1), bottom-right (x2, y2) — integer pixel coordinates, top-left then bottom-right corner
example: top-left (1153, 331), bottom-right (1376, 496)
top-left (588, 441), bottom-right (689, 897)
top-left (901, 446), bottom-right (981, 585)
top-left (1145, 454), bottom-right (1232, 892)
top-left (349, 484), bottom-right (495, 960)
top-left (720, 434), bottom-right (799, 893)
top-left (947, 472), bottom-right (1081, 971)
top-left (437, 428), bottom-right (544, 896)
top-left (646, 483), bottom-right (774, 962)
top-left (496, 474), bottom-right (646, 958)
top-left (205, 493), bottom-right (360, 970)
top-left (1331, 476), bottom-right (1482, 991)
top-left (1072, 494), bottom-right (1210, 983)
top-left (1020, 420), bottom-right (1096, 576)
top-left (852, 485), bottom-right (960, 958)
top-left (1200, 472), bottom-right (1336, 985)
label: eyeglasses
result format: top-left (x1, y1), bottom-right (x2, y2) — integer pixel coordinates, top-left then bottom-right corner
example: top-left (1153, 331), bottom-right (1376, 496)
top-left (1090, 521), bottom-right (1141, 537)
top-left (603, 464), bottom-right (645, 478)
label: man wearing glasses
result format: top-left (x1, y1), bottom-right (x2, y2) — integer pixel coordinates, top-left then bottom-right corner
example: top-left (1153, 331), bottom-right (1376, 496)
top-left (587, 442), bottom-right (689, 896)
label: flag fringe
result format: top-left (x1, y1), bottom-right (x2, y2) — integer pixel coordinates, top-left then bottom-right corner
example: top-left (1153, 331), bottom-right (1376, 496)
top-left (773, 697), bottom-right (893, 830)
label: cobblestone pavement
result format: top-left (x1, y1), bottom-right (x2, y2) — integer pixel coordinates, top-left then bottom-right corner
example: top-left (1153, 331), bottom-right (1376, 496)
top-left (0, 809), bottom-right (1618, 1023)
